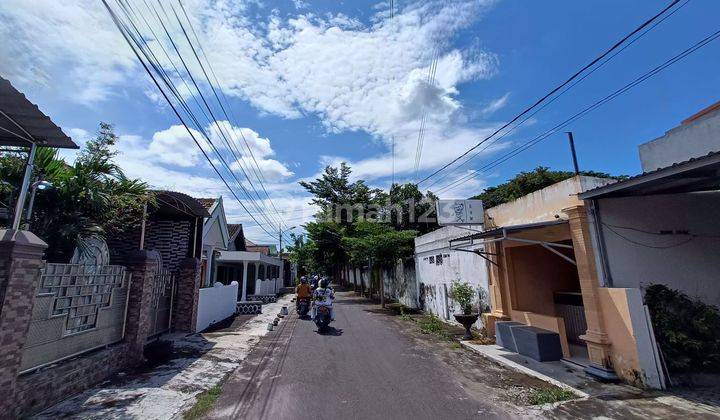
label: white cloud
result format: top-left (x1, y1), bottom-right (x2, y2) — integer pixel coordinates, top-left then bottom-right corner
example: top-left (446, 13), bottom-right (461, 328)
top-left (149, 125), bottom-right (203, 167)
top-left (2, 0), bottom-right (507, 202)
top-left (481, 92), bottom-right (511, 115)
top-left (0, 0), bottom-right (135, 104)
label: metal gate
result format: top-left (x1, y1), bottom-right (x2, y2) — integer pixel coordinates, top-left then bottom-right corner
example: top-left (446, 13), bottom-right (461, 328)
top-left (554, 292), bottom-right (587, 344)
top-left (147, 269), bottom-right (175, 340)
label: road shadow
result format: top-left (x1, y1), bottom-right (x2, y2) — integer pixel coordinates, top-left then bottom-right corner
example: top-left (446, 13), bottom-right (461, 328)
top-left (317, 326), bottom-right (344, 336)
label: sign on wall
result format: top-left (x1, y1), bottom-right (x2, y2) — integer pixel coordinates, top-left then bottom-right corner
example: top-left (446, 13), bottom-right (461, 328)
top-left (436, 199), bottom-right (484, 226)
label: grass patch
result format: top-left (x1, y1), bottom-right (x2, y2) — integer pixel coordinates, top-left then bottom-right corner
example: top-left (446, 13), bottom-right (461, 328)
top-left (399, 313), bottom-right (412, 321)
top-left (437, 330), bottom-right (454, 341)
top-left (528, 388), bottom-right (576, 405)
top-left (418, 315), bottom-right (444, 334)
top-left (450, 341), bottom-right (462, 349)
top-left (183, 384), bottom-right (223, 419)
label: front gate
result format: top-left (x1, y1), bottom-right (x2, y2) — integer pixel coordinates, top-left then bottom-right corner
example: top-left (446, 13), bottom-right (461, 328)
top-left (554, 292), bottom-right (587, 344)
top-left (147, 268), bottom-right (175, 340)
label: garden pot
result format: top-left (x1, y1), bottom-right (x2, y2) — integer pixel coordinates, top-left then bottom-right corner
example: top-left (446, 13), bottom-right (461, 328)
top-left (453, 313), bottom-right (480, 340)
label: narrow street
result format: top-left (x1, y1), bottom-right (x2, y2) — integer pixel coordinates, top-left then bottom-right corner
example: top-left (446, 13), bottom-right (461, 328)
top-left (208, 291), bottom-right (513, 420)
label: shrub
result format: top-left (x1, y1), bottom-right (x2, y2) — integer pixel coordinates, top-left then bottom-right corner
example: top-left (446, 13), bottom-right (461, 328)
top-left (644, 284), bottom-right (720, 373)
top-left (450, 281), bottom-right (476, 315)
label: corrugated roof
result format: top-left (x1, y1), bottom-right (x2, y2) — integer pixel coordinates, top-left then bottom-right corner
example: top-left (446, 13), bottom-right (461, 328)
top-left (153, 190), bottom-right (210, 217)
top-left (0, 77), bottom-right (77, 149)
top-left (579, 150), bottom-right (720, 199)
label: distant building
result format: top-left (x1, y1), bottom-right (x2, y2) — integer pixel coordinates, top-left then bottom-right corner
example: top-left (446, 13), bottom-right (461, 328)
top-left (245, 239), bottom-right (278, 256)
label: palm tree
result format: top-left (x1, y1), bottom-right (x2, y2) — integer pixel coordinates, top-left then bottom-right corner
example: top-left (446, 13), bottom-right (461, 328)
top-left (1, 123), bottom-right (153, 262)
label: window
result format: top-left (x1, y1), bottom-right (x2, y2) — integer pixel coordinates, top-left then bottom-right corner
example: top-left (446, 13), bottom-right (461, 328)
top-left (436, 254), bottom-right (443, 265)
top-left (429, 256), bottom-right (435, 264)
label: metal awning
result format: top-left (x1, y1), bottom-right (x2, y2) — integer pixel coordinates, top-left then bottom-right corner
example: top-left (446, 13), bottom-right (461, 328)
top-left (579, 151), bottom-right (720, 200)
top-left (0, 77), bottom-right (78, 149)
top-left (449, 219), bottom-right (575, 266)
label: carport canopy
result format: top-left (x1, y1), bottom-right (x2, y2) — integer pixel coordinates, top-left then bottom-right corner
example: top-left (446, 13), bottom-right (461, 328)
top-left (0, 77), bottom-right (77, 149)
top-left (449, 219), bottom-right (576, 266)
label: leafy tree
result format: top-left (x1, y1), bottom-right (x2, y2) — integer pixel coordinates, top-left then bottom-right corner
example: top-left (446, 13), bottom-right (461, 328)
top-left (286, 233), bottom-right (318, 278)
top-left (388, 182), bottom-right (438, 234)
top-left (341, 220), bottom-right (416, 266)
top-left (303, 220), bottom-right (345, 276)
top-left (470, 166), bottom-right (626, 208)
top-left (299, 162), bottom-right (385, 226)
top-left (1, 123), bottom-right (152, 262)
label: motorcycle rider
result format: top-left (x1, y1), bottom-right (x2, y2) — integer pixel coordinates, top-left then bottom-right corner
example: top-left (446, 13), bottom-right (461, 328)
top-left (295, 276), bottom-right (312, 309)
top-left (310, 274), bottom-right (320, 290)
top-left (312, 278), bottom-right (335, 321)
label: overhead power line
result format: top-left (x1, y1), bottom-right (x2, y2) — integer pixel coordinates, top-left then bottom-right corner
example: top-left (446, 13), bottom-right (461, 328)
top-left (434, 26), bottom-right (720, 195)
top-left (102, 0), bottom-right (289, 240)
top-left (425, 0), bottom-right (691, 190)
top-left (417, 0), bottom-right (683, 186)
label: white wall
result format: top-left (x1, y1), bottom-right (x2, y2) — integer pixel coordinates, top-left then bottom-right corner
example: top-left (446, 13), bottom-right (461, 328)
top-left (381, 259), bottom-right (418, 309)
top-left (414, 226), bottom-right (490, 328)
top-left (639, 106), bottom-right (720, 172)
top-left (253, 278), bottom-right (280, 295)
top-left (597, 192), bottom-right (720, 307)
top-left (196, 281), bottom-right (238, 332)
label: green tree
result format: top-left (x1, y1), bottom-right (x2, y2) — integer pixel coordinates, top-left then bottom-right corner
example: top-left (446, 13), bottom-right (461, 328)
top-left (470, 166), bottom-right (626, 208)
top-left (299, 162), bottom-right (386, 226)
top-left (286, 233), bottom-right (318, 278)
top-left (1, 123), bottom-right (152, 262)
top-left (388, 182), bottom-right (438, 234)
top-left (341, 220), bottom-right (416, 266)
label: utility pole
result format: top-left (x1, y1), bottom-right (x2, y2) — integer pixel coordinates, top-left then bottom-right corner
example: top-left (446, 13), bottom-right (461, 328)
top-left (566, 131), bottom-right (580, 175)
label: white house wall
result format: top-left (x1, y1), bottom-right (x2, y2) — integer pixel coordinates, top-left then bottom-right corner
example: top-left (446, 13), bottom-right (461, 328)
top-left (597, 192), bottom-right (720, 307)
top-left (414, 225), bottom-right (489, 328)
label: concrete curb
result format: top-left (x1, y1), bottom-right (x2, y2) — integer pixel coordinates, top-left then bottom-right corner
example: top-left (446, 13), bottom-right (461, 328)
top-left (459, 341), bottom-right (590, 399)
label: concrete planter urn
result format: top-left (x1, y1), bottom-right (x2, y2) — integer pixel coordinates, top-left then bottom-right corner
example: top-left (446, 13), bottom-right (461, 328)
top-left (453, 314), bottom-right (479, 340)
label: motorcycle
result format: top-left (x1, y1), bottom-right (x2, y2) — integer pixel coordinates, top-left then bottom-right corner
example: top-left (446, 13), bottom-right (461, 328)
top-left (314, 305), bottom-right (332, 332)
top-left (296, 297), bottom-right (310, 318)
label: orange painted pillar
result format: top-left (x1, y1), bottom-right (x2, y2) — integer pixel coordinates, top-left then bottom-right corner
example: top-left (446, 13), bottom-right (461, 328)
top-left (564, 205), bottom-right (613, 370)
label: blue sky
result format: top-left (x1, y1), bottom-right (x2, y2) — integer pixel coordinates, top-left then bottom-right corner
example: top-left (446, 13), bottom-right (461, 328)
top-left (1, 0), bottom-right (719, 242)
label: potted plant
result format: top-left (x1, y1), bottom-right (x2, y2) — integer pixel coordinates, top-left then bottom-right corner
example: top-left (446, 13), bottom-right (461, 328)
top-left (450, 281), bottom-right (479, 340)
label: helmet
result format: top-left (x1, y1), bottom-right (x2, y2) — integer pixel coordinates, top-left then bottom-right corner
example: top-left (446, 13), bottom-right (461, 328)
top-left (319, 278), bottom-right (329, 288)
top-left (300, 276), bottom-right (307, 283)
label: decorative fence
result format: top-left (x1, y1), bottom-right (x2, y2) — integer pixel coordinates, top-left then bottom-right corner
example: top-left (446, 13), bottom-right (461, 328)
top-left (19, 263), bottom-right (130, 373)
top-left (146, 268), bottom-right (175, 340)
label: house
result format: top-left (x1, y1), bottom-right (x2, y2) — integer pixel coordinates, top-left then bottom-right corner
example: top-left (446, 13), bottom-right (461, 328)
top-left (198, 197), bottom-right (230, 287)
top-left (414, 225), bottom-right (488, 327)
top-left (108, 190), bottom-right (207, 273)
top-left (245, 239), bottom-right (278, 255)
top-left (227, 223), bottom-right (247, 251)
top-left (450, 176), bottom-right (665, 383)
top-left (580, 101), bottom-right (720, 308)
top-left (575, 102), bottom-right (720, 387)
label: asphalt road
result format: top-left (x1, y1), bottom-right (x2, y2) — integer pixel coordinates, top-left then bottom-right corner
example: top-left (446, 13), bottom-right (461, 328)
top-left (208, 291), bottom-right (510, 420)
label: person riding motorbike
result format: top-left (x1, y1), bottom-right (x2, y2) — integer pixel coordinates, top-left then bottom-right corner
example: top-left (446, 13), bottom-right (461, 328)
top-left (312, 278), bottom-right (335, 321)
top-left (295, 276), bottom-right (312, 309)
top-left (310, 275), bottom-right (320, 290)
